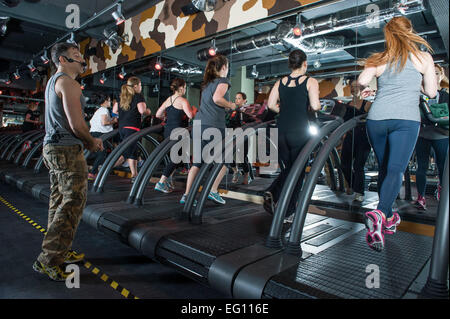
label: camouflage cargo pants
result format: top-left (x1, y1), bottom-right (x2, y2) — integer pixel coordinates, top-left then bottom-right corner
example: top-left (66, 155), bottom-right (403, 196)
top-left (37, 144), bottom-right (87, 267)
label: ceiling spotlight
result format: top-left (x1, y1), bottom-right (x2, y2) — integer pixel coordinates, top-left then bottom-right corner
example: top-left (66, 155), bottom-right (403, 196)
top-left (293, 13), bottom-right (302, 37)
top-left (112, 3), bottom-right (125, 25)
top-left (153, 84), bottom-right (159, 93)
top-left (99, 73), bottom-right (107, 85)
top-left (314, 60), bottom-right (322, 69)
top-left (103, 28), bottom-right (124, 51)
top-left (155, 56), bottom-right (163, 71)
top-left (0, 90), bottom-right (2, 95)
top-left (13, 67), bottom-right (20, 80)
top-left (27, 60), bottom-right (36, 72)
top-left (118, 66), bottom-right (126, 80)
top-left (67, 32), bottom-right (77, 44)
top-left (208, 39), bottom-right (217, 57)
top-left (80, 79), bottom-right (86, 90)
top-left (5, 79), bottom-right (11, 85)
top-left (250, 65), bottom-right (259, 78)
top-left (40, 50), bottom-right (50, 64)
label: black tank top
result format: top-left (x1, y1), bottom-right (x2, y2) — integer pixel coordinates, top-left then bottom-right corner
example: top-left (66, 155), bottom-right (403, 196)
top-left (165, 96), bottom-right (185, 129)
top-left (277, 75), bottom-right (310, 133)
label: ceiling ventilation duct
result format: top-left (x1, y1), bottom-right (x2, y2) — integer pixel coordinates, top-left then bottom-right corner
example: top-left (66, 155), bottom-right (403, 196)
top-left (197, 0), bottom-right (425, 61)
top-left (182, 0), bottom-right (227, 15)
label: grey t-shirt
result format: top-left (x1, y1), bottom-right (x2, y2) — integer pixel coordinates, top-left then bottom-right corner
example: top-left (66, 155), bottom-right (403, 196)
top-left (43, 72), bottom-right (85, 146)
top-left (194, 77), bottom-right (230, 129)
top-left (368, 58), bottom-right (422, 122)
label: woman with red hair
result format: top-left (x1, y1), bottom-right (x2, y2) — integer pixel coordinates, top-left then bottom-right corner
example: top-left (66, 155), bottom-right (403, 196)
top-left (357, 16), bottom-right (437, 251)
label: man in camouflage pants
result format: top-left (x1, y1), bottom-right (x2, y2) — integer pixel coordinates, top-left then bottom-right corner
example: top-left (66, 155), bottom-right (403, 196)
top-left (33, 42), bottom-right (103, 281)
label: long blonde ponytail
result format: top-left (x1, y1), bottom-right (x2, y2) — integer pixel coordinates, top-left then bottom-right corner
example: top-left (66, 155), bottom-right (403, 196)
top-left (120, 76), bottom-right (140, 111)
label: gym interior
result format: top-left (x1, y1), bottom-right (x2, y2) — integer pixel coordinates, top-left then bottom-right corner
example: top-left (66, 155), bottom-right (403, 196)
top-left (0, 0), bottom-right (448, 306)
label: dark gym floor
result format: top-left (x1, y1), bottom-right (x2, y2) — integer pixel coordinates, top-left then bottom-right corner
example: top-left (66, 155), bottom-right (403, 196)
top-left (0, 183), bottom-right (227, 299)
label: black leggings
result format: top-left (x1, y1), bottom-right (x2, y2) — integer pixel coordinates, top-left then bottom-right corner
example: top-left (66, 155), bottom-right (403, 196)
top-left (119, 128), bottom-right (139, 160)
top-left (267, 130), bottom-right (308, 215)
top-left (162, 126), bottom-right (184, 177)
top-left (340, 128), bottom-right (371, 194)
top-left (90, 131), bottom-right (107, 174)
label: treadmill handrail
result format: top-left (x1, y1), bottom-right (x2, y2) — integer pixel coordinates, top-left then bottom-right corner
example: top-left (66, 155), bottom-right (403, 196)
top-left (265, 118), bottom-right (344, 248)
top-left (93, 124), bottom-right (163, 192)
top-left (23, 140), bottom-right (43, 168)
top-left (0, 133), bottom-right (20, 152)
top-left (1, 130), bottom-right (41, 159)
top-left (185, 121), bottom-right (269, 221)
top-left (13, 132), bottom-right (45, 164)
top-left (285, 114), bottom-right (367, 255)
top-left (7, 131), bottom-right (44, 162)
top-left (131, 126), bottom-right (192, 205)
top-left (83, 129), bottom-right (118, 159)
top-left (421, 150), bottom-right (449, 298)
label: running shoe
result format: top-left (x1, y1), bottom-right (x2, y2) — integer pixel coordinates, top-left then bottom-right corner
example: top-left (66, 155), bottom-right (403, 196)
top-left (179, 168), bottom-right (189, 175)
top-left (87, 173), bottom-right (96, 181)
top-left (32, 260), bottom-right (74, 282)
top-left (383, 212), bottom-right (401, 235)
top-left (414, 194), bottom-right (427, 210)
top-left (131, 176), bottom-right (137, 184)
top-left (155, 181), bottom-right (171, 193)
top-left (364, 209), bottom-right (386, 252)
top-left (435, 185), bottom-right (441, 201)
top-left (179, 194), bottom-right (197, 206)
top-left (263, 191), bottom-right (275, 215)
top-left (64, 250), bottom-right (85, 264)
top-left (354, 192), bottom-right (364, 203)
top-left (208, 191), bottom-right (226, 204)
top-left (166, 178), bottom-right (175, 190)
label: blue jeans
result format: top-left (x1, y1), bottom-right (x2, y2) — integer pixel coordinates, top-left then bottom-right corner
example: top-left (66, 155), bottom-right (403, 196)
top-left (366, 119), bottom-right (420, 218)
top-left (415, 137), bottom-right (449, 196)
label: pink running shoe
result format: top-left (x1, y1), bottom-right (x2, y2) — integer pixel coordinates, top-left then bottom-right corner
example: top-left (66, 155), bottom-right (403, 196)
top-left (435, 185), bottom-right (441, 201)
top-left (365, 210), bottom-right (386, 252)
top-left (383, 212), bottom-right (401, 235)
top-left (414, 194), bottom-right (426, 210)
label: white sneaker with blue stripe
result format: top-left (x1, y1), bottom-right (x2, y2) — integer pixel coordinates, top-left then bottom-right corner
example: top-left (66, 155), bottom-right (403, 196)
top-left (208, 191), bottom-right (226, 204)
top-left (155, 181), bottom-right (171, 193)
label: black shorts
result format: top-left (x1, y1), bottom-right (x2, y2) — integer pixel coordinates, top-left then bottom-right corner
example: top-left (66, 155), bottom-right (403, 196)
top-left (119, 127), bottom-right (139, 160)
top-left (192, 124), bottom-right (226, 168)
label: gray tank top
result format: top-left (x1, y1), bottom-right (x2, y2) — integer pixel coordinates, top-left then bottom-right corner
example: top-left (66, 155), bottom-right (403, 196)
top-left (368, 57), bottom-right (422, 122)
top-left (43, 72), bottom-right (85, 146)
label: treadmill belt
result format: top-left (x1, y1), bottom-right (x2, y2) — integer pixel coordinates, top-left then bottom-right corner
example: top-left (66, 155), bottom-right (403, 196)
top-left (265, 230), bottom-right (433, 299)
top-left (305, 227), bottom-right (350, 247)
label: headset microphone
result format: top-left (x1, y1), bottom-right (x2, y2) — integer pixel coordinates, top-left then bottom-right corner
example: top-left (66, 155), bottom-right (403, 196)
top-left (62, 55), bottom-right (87, 68)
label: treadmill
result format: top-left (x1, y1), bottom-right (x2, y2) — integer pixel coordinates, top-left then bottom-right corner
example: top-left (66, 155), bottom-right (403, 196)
top-left (224, 116), bottom-right (437, 298)
top-left (82, 117), bottom-right (345, 287)
top-left (2, 125), bottom-right (166, 206)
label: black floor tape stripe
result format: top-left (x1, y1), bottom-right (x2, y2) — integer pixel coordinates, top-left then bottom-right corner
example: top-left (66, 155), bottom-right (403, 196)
top-left (0, 195), bottom-right (139, 299)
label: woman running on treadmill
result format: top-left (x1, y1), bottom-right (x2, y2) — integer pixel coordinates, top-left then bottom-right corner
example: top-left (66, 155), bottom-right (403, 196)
top-left (357, 16), bottom-right (437, 251)
top-left (180, 54), bottom-right (237, 205)
top-left (340, 79), bottom-right (372, 202)
top-left (88, 92), bottom-right (117, 180)
top-left (263, 49), bottom-right (321, 217)
top-left (154, 78), bottom-right (194, 193)
top-left (414, 64), bottom-right (449, 210)
top-left (113, 76), bottom-right (151, 183)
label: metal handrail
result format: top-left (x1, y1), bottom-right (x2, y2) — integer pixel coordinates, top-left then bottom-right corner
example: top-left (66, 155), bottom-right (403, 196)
top-left (265, 118), bottom-right (344, 248)
top-left (285, 114), bottom-right (366, 255)
top-left (13, 132), bottom-right (45, 164)
top-left (185, 121), bottom-right (267, 223)
top-left (93, 125), bottom-right (163, 192)
top-left (420, 152), bottom-right (449, 298)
